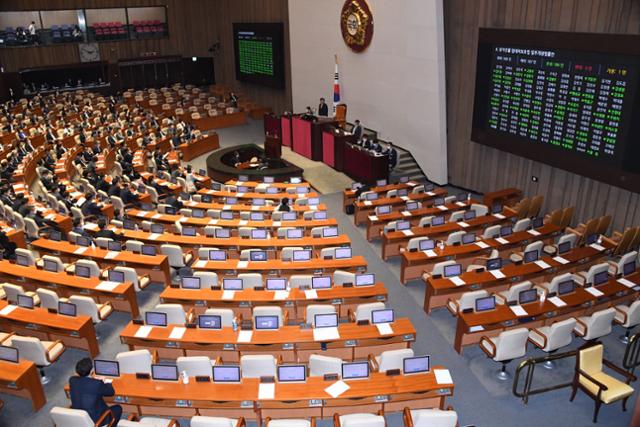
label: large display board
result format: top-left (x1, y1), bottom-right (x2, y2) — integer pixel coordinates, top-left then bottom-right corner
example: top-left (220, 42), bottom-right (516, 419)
top-left (472, 29), bottom-right (640, 192)
top-left (233, 23), bottom-right (285, 89)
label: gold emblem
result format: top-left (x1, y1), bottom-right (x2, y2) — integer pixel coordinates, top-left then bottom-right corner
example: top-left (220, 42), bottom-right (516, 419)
top-left (340, 0), bottom-right (373, 52)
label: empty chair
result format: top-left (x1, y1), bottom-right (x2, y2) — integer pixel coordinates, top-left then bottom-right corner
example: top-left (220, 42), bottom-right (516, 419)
top-left (15, 248), bottom-right (37, 266)
top-left (2, 283), bottom-right (40, 305)
top-left (119, 416), bottom-right (178, 426)
top-left (614, 300), bottom-right (640, 343)
top-left (161, 244), bottom-right (193, 269)
top-left (444, 195), bottom-right (457, 204)
top-left (238, 227), bottom-right (255, 238)
top-left (239, 249), bottom-right (259, 261)
top-left (448, 211), bottom-right (465, 222)
top-left (190, 417), bottom-right (243, 427)
top-left (306, 305), bottom-right (336, 326)
top-left (194, 271), bottom-right (219, 289)
top-left (253, 306), bottom-right (285, 327)
top-left (445, 231), bottom-right (465, 245)
top-left (334, 270), bottom-right (356, 286)
top-left (423, 260), bottom-right (457, 281)
top-left (509, 240), bottom-right (543, 263)
top-left (404, 237), bottom-right (431, 253)
top-left (418, 216), bottom-right (434, 227)
top-left (265, 418), bottom-right (311, 427)
top-left (50, 407), bottom-right (121, 427)
top-left (608, 251), bottom-right (638, 276)
top-left (153, 303), bottom-right (192, 325)
top-left (36, 288), bottom-right (67, 310)
top-left (574, 307), bottom-right (617, 341)
top-left (334, 413), bottom-right (385, 427)
top-left (177, 356), bottom-right (215, 378)
top-left (110, 266), bottom-right (150, 291)
top-left (482, 225), bottom-right (501, 239)
top-left (383, 221), bottom-right (399, 234)
top-left (352, 302), bottom-right (385, 322)
top-left (471, 203), bottom-right (489, 217)
top-left (95, 237), bottom-right (114, 249)
top-left (116, 349), bottom-right (153, 375)
top-left (495, 281), bottom-right (533, 305)
top-left (446, 290), bottom-right (489, 316)
top-left (527, 195), bottom-right (544, 218)
top-left (543, 233), bottom-right (578, 256)
top-left (575, 262), bottom-right (610, 286)
top-left (374, 348), bottom-right (414, 372)
top-left (238, 273), bottom-right (263, 289)
top-left (479, 327), bottom-right (529, 380)
top-left (69, 295), bottom-right (113, 323)
top-left (289, 275), bottom-right (312, 288)
top-left (311, 226), bottom-right (330, 238)
top-left (204, 225), bottom-right (220, 236)
top-left (513, 218), bottom-right (531, 233)
top-left (402, 407), bottom-right (458, 427)
top-left (240, 355), bottom-right (277, 378)
top-left (11, 336), bottom-right (65, 384)
top-left (412, 185), bottom-right (425, 194)
top-left (309, 354), bottom-right (342, 377)
top-left (281, 247), bottom-right (304, 261)
top-left (204, 308), bottom-right (235, 327)
top-left (67, 259), bottom-right (101, 277)
top-left (528, 318), bottom-right (577, 368)
top-left (24, 217), bottom-right (39, 240)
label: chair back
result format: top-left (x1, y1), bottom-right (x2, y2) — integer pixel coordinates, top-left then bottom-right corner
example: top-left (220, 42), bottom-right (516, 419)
top-left (191, 416), bottom-right (238, 427)
top-left (238, 273), bottom-right (262, 289)
top-left (377, 348), bottom-right (414, 372)
top-left (116, 349), bottom-right (152, 374)
top-left (578, 343), bottom-right (603, 376)
top-left (113, 266), bottom-right (141, 291)
top-left (154, 303), bottom-right (187, 325)
top-left (354, 302), bottom-right (385, 322)
top-left (37, 288), bottom-right (60, 309)
top-left (513, 218), bottom-right (531, 233)
top-left (177, 356), bottom-right (214, 378)
top-left (161, 244), bottom-right (185, 267)
top-left (2, 283), bottom-right (26, 303)
top-left (50, 407), bottom-right (95, 427)
top-left (445, 231), bottom-right (465, 245)
top-left (432, 260), bottom-right (457, 277)
top-left (457, 290), bottom-right (489, 312)
top-left (240, 354), bottom-right (277, 378)
top-left (471, 203), bottom-right (489, 217)
top-left (11, 336), bottom-right (48, 366)
top-left (502, 281), bottom-right (533, 303)
top-left (547, 209), bottom-right (563, 227)
top-left (407, 237), bottom-right (430, 251)
top-left (204, 308), bottom-right (235, 327)
top-left (448, 211), bottom-right (464, 223)
top-left (559, 206), bottom-right (574, 228)
top-left (412, 409), bottom-right (458, 427)
top-left (483, 225), bottom-right (500, 239)
top-left (596, 215), bottom-right (612, 235)
top-left (309, 354), bottom-right (342, 377)
top-left (289, 275), bottom-right (312, 288)
top-left (494, 328), bottom-right (529, 361)
top-left (306, 305), bottom-right (336, 326)
top-left (193, 271), bottom-right (218, 289)
top-left (623, 300), bottom-right (640, 328)
top-left (527, 195), bottom-right (544, 218)
top-left (253, 306), bottom-right (284, 327)
top-left (281, 247), bottom-right (304, 261)
top-left (333, 270), bottom-right (355, 286)
top-left (546, 318), bottom-right (577, 351)
top-left (583, 308), bottom-right (616, 340)
top-left (69, 295), bottom-right (101, 322)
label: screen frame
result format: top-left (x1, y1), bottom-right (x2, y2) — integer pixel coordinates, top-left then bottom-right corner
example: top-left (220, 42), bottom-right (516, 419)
top-left (232, 22), bottom-right (286, 89)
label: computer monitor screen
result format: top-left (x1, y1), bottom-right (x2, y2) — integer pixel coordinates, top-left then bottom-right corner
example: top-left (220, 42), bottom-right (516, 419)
top-left (492, 203), bottom-right (503, 214)
top-left (558, 241), bottom-right (572, 254)
top-left (255, 315), bottom-right (279, 330)
top-left (145, 311), bottom-right (167, 326)
top-left (419, 239), bottom-right (436, 251)
top-left (623, 261), bottom-right (636, 276)
top-left (181, 276), bottom-right (201, 289)
top-left (518, 289), bottom-right (538, 305)
top-left (365, 192), bottom-right (378, 201)
top-left (500, 226), bottom-right (512, 237)
top-left (238, 175), bottom-right (249, 182)
top-left (202, 194), bottom-right (214, 202)
top-left (282, 212), bottom-right (297, 221)
top-left (165, 207), bottom-right (177, 215)
top-left (293, 250), bottom-right (311, 261)
top-left (250, 212), bottom-right (264, 221)
top-left (192, 209), bottom-right (205, 218)
top-left (398, 189), bottom-right (409, 197)
top-left (586, 234), bottom-right (599, 245)
top-left (403, 356), bottom-right (430, 374)
top-left (94, 360), bottom-right (120, 377)
top-left (198, 315), bottom-right (222, 329)
top-left (199, 169), bottom-right (206, 176)
top-left (16, 253), bottom-right (29, 266)
top-left (216, 228), bottom-right (231, 238)
top-left (76, 236), bottom-right (91, 247)
top-left (43, 259), bottom-right (58, 272)
top-left (277, 365), bottom-right (306, 382)
top-left (263, 176), bottom-right (275, 183)
top-left (406, 202), bottom-right (418, 211)
top-left (209, 250), bottom-right (227, 261)
top-left (399, 176), bottom-right (410, 183)
top-left (322, 227), bottom-right (339, 238)
top-left (593, 271), bottom-right (609, 286)
top-left (291, 177), bottom-right (302, 184)
top-left (378, 205), bottom-right (391, 215)
top-left (179, 192), bottom-right (190, 200)
top-left (226, 197), bottom-right (237, 205)
top-left (49, 230), bottom-right (62, 241)
top-left (251, 229), bottom-right (267, 239)
top-left (313, 211), bottom-right (328, 220)
top-left (309, 198), bottom-right (321, 206)
top-left (456, 193), bottom-right (467, 202)
top-left (108, 270), bottom-right (125, 283)
top-left (342, 362), bottom-right (369, 380)
top-left (152, 364), bottom-right (179, 381)
top-left (0, 345), bottom-right (18, 363)
top-left (355, 273), bottom-right (375, 287)
top-left (462, 233), bottom-right (476, 244)
top-left (335, 247), bottom-right (352, 259)
top-left (123, 219), bottom-right (136, 230)
top-left (220, 210), bottom-right (233, 220)
top-left (558, 280), bottom-right (575, 295)
top-left (443, 264), bottom-right (462, 278)
top-left (311, 276), bottom-right (331, 289)
top-left (314, 313), bottom-right (338, 328)
top-left (141, 245), bottom-right (157, 256)
top-left (475, 296), bottom-right (496, 312)
top-left (376, 179), bottom-right (387, 187)
top-left (58, 301), bottom-right (77, 316)
top-left (108, 241), bottom-right (122, 251)
top-left (464, 210), bottom-right (477, 220)
top-left (76, 265), bottom-right (91, 278)
top-left (432, 216), bottom-right (445, 226)
top-left (532, 217), bottom-right (544, 228)
top-left (372, 309), bottom-right (394, 324)
top-left (296, 187), bottom-right (309, 194)
top-left (250, 251), bottom-right (268, 261)
top-left (266, 187), bottom-right (279, 194)
top-left (486, 258), bottom-right (502, 271)
top-left (424, 183), bottom-right (435, 192)
top-left (434, 197), bottom-right (445, 206)
top-left (182, 227), bottom-right (197, 237)
top-left (286, 229), bottom-right (303, 239)
top-left (237, 186), bottom-right (249, 193)
top-left (396, 221), bottom-right (411, 231)
top-left (223, 278), bottom-right (243, 290)
top-left (266, 278), bottom-right (287, 290)
top-left (252, 198), bottom-right (265, 206)
top-left (523, 250), bottom-right (539, 263)
top-left (213, 365), bottom-right (241, 382)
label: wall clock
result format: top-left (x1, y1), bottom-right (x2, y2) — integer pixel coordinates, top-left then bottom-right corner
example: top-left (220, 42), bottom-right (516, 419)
top-left (340, 0), bottom-right (374, 53)
top-left (79, 43), bottom-right (100, 63)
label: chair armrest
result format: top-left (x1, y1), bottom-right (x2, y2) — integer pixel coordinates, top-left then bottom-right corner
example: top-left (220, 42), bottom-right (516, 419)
top-left (94, 408), bottom-right (116, 427)
top-left (607, 261), bottom-right (619, 276)
top-left (186, 307), bottom-right (195, 324)
top-left (602, 236), bottom-right (617, 247)
top-left (575, 272), bottom-right (587, 284)
top-left (565, 227), bottom-right (581, 236)
top-left (166, 420), bottom-right (179, 427)
top-left (494, 293), bottom-right (507, 305)
top-left (0, 332), bottom-right (14, 344)
top-left (333, 413), bottom-right (341, 427)
top-left (368, 354), bottom-right (379, 372)
top-left (403, 407), bottom-right (414, 427)
top-left (284, 311), bottom-right (289, 324)
top-left (152, 349), bottom-right (159, 363)
top-left (528, 328), bottom-right (548, 349)
top-left (309, 417), bottom-right (315, 427)
top-left (613, 306), bottom-right (628, 325)
top-left (236, 417), bottom-right (246, 427)
top-left (603, 359), bottom-right (637, 382)
top-left (479, 335), bottom-right (496, 358)
top-left (347, 309), bottom-right (355, 323)
top-left (45, 340), bottom-right (64, 363)
top-left (577, 368), bottom-right (609, 391)
top-left (574, 319), bottom-right (588, 337)
top-left (446, 298), bottom-right (459, 316)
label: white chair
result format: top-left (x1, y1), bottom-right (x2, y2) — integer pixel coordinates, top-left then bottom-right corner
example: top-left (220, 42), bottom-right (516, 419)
top-left (575, 262), bottom-right (610, 286)
top-left (177, 356), bottom-right (214, 378)
top-left (238, 227), bottom-right (255, 238)
top-left (153, 303), bottom-right (192, 325)
top-left (11, 336), bottom-right (64, 384)
top-left (334, 270), bottom-right (355, 286)
top-left (403, 408), bottom-right (458, 427)
top-left (161, 244), bottom-right (193, 269)
top-left (2, 283), bottom-right (40, 305)
top-left (36, 288), bottom-right (68, 310)
top-left (238, 273), bottom-right (263, 289)
top-left (119, 416), bottom-right (178, 426)
top-left (309, 354), bottom-right (342, 377)
top-left (445, 231), bottom-right (465, 245)
top-left (335, 413), bottom-right (385, 427)
top-left (289, 275), bottom-right (312, 288)
top-left (66, 259), bottom-right (101, 277)
top-left (190, 417), bottom-right (242, 427)
top-left (423, 260), bottom-right (457, 281)
top-left (608, 251), bottom-right (638, 276)
top-left (126, 240), bottom-right (145, 252)
top-left (352, 302), bottom-right (385, 323)
top-left (194, 271), bottom-right (219, 289)
top-left (471, 203), bottom-right (489, 217)
top-left (543, 233), bottom-right (578, 255)
top-left (509, 240), bottom-right (543, 263)
top-left (446, 290), bottom-right (489, 316)
top-left (528, 318), bottom-right (577, 368)
top-left (383, 221), bottom-right (399, 234)
top-left (448, 211), bottom-right (465, 222)
top-left (24, 217), bottom-right (39, 240)
top-left (374, 348), bottom-right (414, 372)
top-left (15, 248), bottom-right (37, 266)
top-left (482, 225), bottom-right (501, 239)
top-left (253, 306), bottom-right (285, 327)
top-left (537, 272), bottom-right (577, 295)
top-left (69, 295), bottom-right (113, 323)
top-left (444, 195), bottom-right (457, 204)
top-left (50, 406), bottom-right (118, 427)
top-left (240, 354), bottom-right (277, 378)
top-left (266, 419), bottom-right (311, 427)
top-left (479, 327), bottom-right (529, 380)
top-left (116, 349), bottom-right (153, 375)
top-left (405, 237), bottom-right (431, 253)
top-left (204, 308), bottom-right (235, 327)
top-left (574, 308), bottom-right (617, 341)
top-left (306, 305), bottom-right (336, 326)
top-left (513, 218), bottom-right (531, 232)
top-left (495, 281), bottom-right (533, 305)
top-left (418, 216), bottom-right (434, 227)
top-left (95, 237), bottom-right (113, 249)
top-left (110, 266), bottom-right (150, 291)
top-left (614, 300), bottom-right (640, 343)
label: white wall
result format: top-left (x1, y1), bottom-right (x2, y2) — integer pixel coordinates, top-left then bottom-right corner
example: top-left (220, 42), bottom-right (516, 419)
top-left (288, 0), bottom-right (448, 183)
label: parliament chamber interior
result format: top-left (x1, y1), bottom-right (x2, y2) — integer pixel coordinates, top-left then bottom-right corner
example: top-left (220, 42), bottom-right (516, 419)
top-left (0, 1), bottom-right (639, 426)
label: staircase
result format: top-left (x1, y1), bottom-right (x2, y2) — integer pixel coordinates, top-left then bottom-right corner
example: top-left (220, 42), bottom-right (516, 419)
top-left (390, 148), bottom-right (429, 183)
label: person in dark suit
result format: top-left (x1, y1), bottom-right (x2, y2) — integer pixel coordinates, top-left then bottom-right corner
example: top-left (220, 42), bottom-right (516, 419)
top-left (352, 119), bottom-right (363, 140)
top-left (385, 141), bottom-right (398, 170)
top-left (81, 194), bottom-right (103, 217)
top-left (318, 98), bottom-right (329, 117)
top-left (94, 218), bottom-right (122, 241)
top-left (120, 184), bottom-right (140, 205)
top-left (276, 197), bottom-right (291, 212)
top-left (371, 140), bottom-right (383, 153)
top-left (69, 357), bottom-right (122, 426)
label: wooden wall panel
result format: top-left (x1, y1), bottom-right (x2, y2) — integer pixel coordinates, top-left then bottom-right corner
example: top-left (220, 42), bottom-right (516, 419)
top-left (0, 0), bottom-right (292, 113)
top-left (444, 0), bottom-right (640, 232)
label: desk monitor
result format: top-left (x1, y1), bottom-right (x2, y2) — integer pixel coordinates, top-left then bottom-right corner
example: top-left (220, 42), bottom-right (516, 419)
top-left (308, 197), bottom-right (320, 206)
top-left (216, 228), bottom-right (231, 238)
top-left (250, 212), bottom-right (264, 221)
top-left (623, 261), bottom-right (636, 276)
top-left (593, 271), bottom-right (609, 286)
top-left (365, 192), bottom-right (378, 201)
top-left (355, 273), bottom-right (375, 287)
top-left (314, 313), bottom-right (338, 328)
top-left (238, 175), bottom-right (249, 182)
top-left (403, 202), bottom-right (417, 212)
top-left (58, 301), bottom-right (77, 316)
top-left (209, 250), bottom-right (227, 261)
top-left (431, 216), bottom-right (445, 226)
top-left (145, 311), bottom-right (167, 327)
top-left (226, 197), bottom-right (238, 205)
top-left (213, 365), bottom-right (241, 382)
top-left (475, 296), bottom-right (496, 312)
top-left (198, 169), bottom-right (207, 176)
top-left (223, 278), bottom-right (243, 290)
top-left (376, 179), bottom-right (387, 187)
top-left (286, 228), bottom-right (303, 239)
top-left (266, 278), bottom-right (287, 291)
top-left (443, 264), bottom-right (462, 278)
top-left (486, 258), bottom-right (502, 271)
top-left (378, 205), bottom-right (392, 215)
top-left (49, 230), bottom-right (62, 241)
top-left (296, 187), bottom-right (309, 194)
top-left (500, 226), bottom-right (512, 237)
top-left (255, 315), bottom-right (279, 330)
top-left (0, 345), bottom-right (18, 363)
top-left (266, 187), bottom-right (279, 194)
top-left (179, 192), bottom-right (190, 201)
top-left (586, 234), bottom-right (599, 245)
top-left (165, 207), bottom-right (177, 215)
top-left (251, 229), bottom-right (268, 239)
top-left (424, 183), bottom-right (435, 192)
top-left (462, 233), bottom-right (476, 244)
top-left (456, 193), bottom-right (467, 202)
top-left (252, 198), bottom-right (265, 206)
top-left (192, 209), bottom-right (205, 218)
top-left (123, 219), bottom-right (136, 230)
top-left (211, 182), bottom-right (222, 192)
top-left (518, 289), bottom-right (538, 305)
top-left (399, 176), bottom-right (410, 183)
top-left (237, 186), bottom-right (249, 193)
top-left (76, 265), bottom-right (91, 278)
top-left (322, 227), bottom-right (339, 238)
top-left (16, 253), bottom-right (30, 267)
top-left (312, 276), bottom-right (332, 289)
top-left (76, 236), bottom-right (91, 247)
top-left (558, 280), bottom-right (575, 296)
top-left (292, 250), bottom-right (311, 262)
top-left (523, 250), bottom-right (539, 264)
top-left (403, 355), bottom-right (430, 375)
top-left (313, 211), bottom-right (328, 220)
top-left (141, 245), bottom-right (157, 256)
top-left (434, 197), bottom-right (445, 206)
top-left (151, 364), bottom-right (179, 381)
top-left (372, 309), bottom-right (394, 324)
top-left (17, 294), bottom-right (34, 309)
top-left (335, 247), bottom-right (352, 259)
top-left (94, 359), bottom-right (119, 377)
top-left (108, 270), bottom-right (125, 283)
top-left (398, 189), bottom-right (409, 198)
top-left (558, 241), bottom-right (572, 255)
top-left (492, 203), bottom-right (503, 214)
top-left (202, 194), bottom-right (214, 202)
top-left (250, 251), bottom-right (268, 262)
top-left (291, 177), bottom-right (302, 184)
top-left (108, 241), bottom-right (122, 252)
top-left (282, 212), bottom-right (297, 221)
top-left (43, 259), bottom-right (58, 272)
top-left (419, 239), bottom-right (436, 251)
top-left (182, 227), bottom-right (197, 237)
top-left (278, 365), bottom-right (306, 383)
top-left (464, 210), bottom-right (477, 220)
top-left (532, 217), bottom-right (544, 229)
top-left (181, 276), bottom-right (201, 289)
top-left (198, 314), bottom-right (222, 329)
top-left (396, 220), bottom-right (411, 231)
top-left (342, 361), bottom-right (369, 380)
top-left (263, 176), bottom-right (275, 183)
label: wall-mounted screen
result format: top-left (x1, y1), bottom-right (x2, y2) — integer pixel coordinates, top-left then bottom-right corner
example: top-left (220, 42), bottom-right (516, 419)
top-left (233, 23), bottom-right (285, 89)
top-left (472, 29), bottom-right (640, 192)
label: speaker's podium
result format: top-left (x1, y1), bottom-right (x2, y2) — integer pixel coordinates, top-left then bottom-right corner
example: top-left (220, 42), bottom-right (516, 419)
top-left (291, 115), bottom-right (338, 161)
top-left (322, 125), bottom-right (357, 171)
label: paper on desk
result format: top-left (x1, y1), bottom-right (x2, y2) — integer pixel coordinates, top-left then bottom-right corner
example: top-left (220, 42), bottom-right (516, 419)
top-left (239, 220), bottom-right (248, 226)
top-left (96, 281), bottom-right (119, 291)
top-left (423, 250), bottom-right (437, 258)
top-left (437, 205), bottom-right (448, 211)
top-left (136, 211), bottom-right (147, 217)
top-left (368, 215), bottom-right (378, 222)
top-left (548, 296), bottom-right (567, 307)
top-left (407, 181), bottom-right (417, 187)
top-left (401, 211), bottom-right (412, 217)
top-left (313, 327), bottom-right (340, 341)
top-left (553, 256), bottom-right (570, 265)
top-left (363, 201), bottom-right (372, 206)
top-left (402, 230), bottom-right (414, 236)
top-left (237, 330), bottom-right (253, 343)
top-left (494, 213), bottom-right (506, 219)
top-left (456, 201), bottom-right (466, 207)
top-left (74, 247), bottom-right (88, 255)
top-left (510, 305), bottom-right (528, 317)
top-left (489, 270), bottom-right (506, 279)
top-left (476, 241), bottom-right (490, 249)
top-left (376, 323), bottom-right (394, 335)
top-left (450, 276), bottom-right (466, 287)
top-left (325, 380), bottom-right (350, 398)
top-left (496, 237), bottom-right (509, 245)
top-left (469, 325), bottom-right (485, 332)
top-left (590, 243), bottom-right (606, 251)
top-left (528, 229), bottom-right (541, 236)
top-left (304, 289), bottom-right (318, 299)
top-left (258, 382), bottom-right (275, 400)
top-left (434, 369), bottom-right (453, 385)
top-left (534, 260), bottom-right (552, 270)
top-left (208, 219), bottom-right (219, 225)
top-left (618, 278), bottom-right (636, 288)
top-left (222, 290), bottom-right (236, 300)
top-left (134, 325), bottom-right (153, 338)
top-left (272, 221), bottom-right (281, 227)
top-left (236, 261), bottom-right (249, 269)
top-left (148, 233), bottom-right (161, 240)
top-left (104, 251), bottom-right (119, 260)
top-left (194, 260), bottom-right (208, 268)
top-left (400, 196), bottom-right (409, 201)
top-left (169, 327), bottom-right (186, 340)
top-left (585, 287), bottom-right (604, 297)
top-left (0, 305), bottom-right (17, 316)
top-left (251, 206), bottom-right (259, 211)
top-left (45, 214), bottom-right (57, 220)
top-left (152, 214), bottom-right (162, 219)
top-left (459, 221), bottom-right (469, 228)
top-left (223, 205), bottom-right (231, 210)
top-left (178, 217), bottom-right (188, 223)
top-left (273, 290), bottom-right (290, 300)
top-left (236, 193), bottom-right (244, 198)
top-left (426, 191), bottom-right (436, 197)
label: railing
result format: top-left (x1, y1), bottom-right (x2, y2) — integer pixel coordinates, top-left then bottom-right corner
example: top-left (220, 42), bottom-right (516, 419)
top-left (623, 332), bottom-right (640, 374)
top-left (512, 349), bottom-right (578, 404)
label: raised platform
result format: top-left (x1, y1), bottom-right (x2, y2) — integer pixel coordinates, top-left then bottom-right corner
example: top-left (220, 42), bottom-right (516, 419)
top-left (206, 144), bottom-right (303, 183)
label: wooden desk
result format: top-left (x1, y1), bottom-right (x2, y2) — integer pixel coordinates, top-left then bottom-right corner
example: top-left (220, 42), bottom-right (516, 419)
top-left (400, 224), bottom-right (562, 283)
top-left (198, 189), bottom-right (320, 202)
top-left (188, 110), bottom-right (247, 130)
top-left (1, 224), bottom-right (26, 249)
top-left (159, 283), bottom-right (388, 322)
top-left (31, 238), bottom-right (172, 286)
top-left (343, 181), bottom-right (423, 211)
top-left (178, 134), bottom-right (220, 162)
top-left (354, 189), bottom-right (448, 226)
top-left (343, 144), bottom-right (389, 185)
top-left (225, 180), bottom-right (311, 189)
top-left (192, 256), bottom-right (367, 277)
top-left (183, 200), bottom-right (327, 215)
top-left (0, 360), bottom-right (46, 411)
top-left (0, 300), bottom-right (99, 357)
top-left (424, 242), bottom-right (613, 313)
top-left (483, 188), bottom-right (522, 209)
top-left (453, 271), bottom-right (640, 354)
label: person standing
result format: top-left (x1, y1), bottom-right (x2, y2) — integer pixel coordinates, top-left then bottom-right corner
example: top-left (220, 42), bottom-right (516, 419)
top-left (318, 98), bottom-right (329, 117)
top-left (69, 358), bottom-right (122, 425)
top-left (352, 119), bottom-right (363, 140)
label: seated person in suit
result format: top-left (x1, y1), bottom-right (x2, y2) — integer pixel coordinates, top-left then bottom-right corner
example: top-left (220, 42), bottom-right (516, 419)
top-left (120, 184), bottom-right (140, 206)
top-left (371, 139), bottom-right (383, 153)
top-left (81, 193), bottom-right (103, 217)
top-left (0, 230), bottom-right (17, 260)
top-left (361, 134), bottom-right (372, 150)
top-left (94, 218), bottom-right (122, 241)
top-left (69, 357), bottom-right (122, 426)
top-left (318, 98), bottom-right (329, 117)
top-left (351, 119), bottom-right (363, 140)
top-left (277, 197), bottom-right (291, 212)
